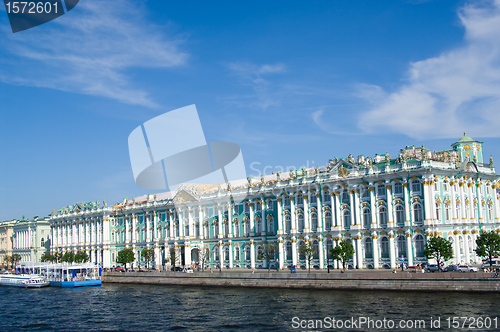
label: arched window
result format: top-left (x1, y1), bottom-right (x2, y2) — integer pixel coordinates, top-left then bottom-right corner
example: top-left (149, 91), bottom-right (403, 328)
top-left (395, 205), bottom-right (404, 225)
top-left (235, 246), bottom-right (240, 261)
top-left (204, 224), bottom-right (209, 239)
top-left (310, 194), bottom-right (317, 204)
top-left (224, 222), bottom-right (229, 237)
top-left (244, 221), bottom-right (250, 235)
top-left (412, 179), bottom-right (421, 193)
top-left (436, 203), bottom-right (442, 221)
top-left (415, 234), bottom-right (425, 256)
top-left (298, 214), bottom-right (304, 231)
top-left (285, 215), bottom-right (291, 233)
top-left (397, 235), bottom-right (407, 257)
top-left (325, 212), bottom-right (332, 229)
top-left (325, 239), bottom-right (333, 259)
top-left (245, 246), bottom-right (250, 261)
top-left (324, 192), bottom-right (331, 202)
top-left (313, 240), bottom-right (319, 259)
top-left (473, 203), bottom-right (477, 219)
top-left (311, 213), bottom-right (318, 231)
top-left (459, 236), bottom-right (464, 255)
top-left (413, 204), bottom-right (423, 224)
top-left (195, 223), bottom-right (200, 237)
top-left (224, 247), bottom-right (229, 261)
top-left (256, 202), bottom-right (262, 212)
top-left (456, 201), bottom-right (461, 220)
top-left (233, 221), bottom-right (239, 237)
top-left (465, 203), bottom-right (469, 219)
top-left (298, 241), bottom-right (305, 260)
top-left (394, 182), bottom-right (403, 195)
top-left (488, 204), bottom-right (493, 221)
top-left (343, 210), bottom-right (351, 228)
top-left (379, 206), bottom-right (387, 226)
top-left (363, 208), bottom-right (371, 228)
top-left (363, 188), bottom-right (370, 198)
top-left (184, 224), bottom-right (189, 237)
top-left (175, 224), bottom-right (179, 237)
top-left (443, 181), bottom-right (449, 192)
top-left (297, 196), bottom-right (304, 205)
top-left (214, 248), bottom-right (219, 261)
top-left (445, 203), bottom-right (451, 222)
top-left (268, 217), bottom-right (274, 235)
top-left (342, 191), bottom-right (349, 203)
top-left (255, 218), bottom-right (261, 234)
top-left (377, 185), bottom-right (386, 197)
top-left (284, 197), bottom-right (291, 206)
top-left (286, 242), bottom-right (292, 260)
top-left (364, 238), bottom-right (373, 258)
top-left (381, 237), bottom-right (389, 258)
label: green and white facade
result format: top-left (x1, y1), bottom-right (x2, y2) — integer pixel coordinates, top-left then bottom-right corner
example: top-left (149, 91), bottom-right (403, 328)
top-left (49, 134), bottom-right (500, 270)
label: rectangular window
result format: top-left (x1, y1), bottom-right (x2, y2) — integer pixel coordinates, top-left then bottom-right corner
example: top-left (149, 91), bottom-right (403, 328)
top-left (394, 182), bottom-right (403, 195)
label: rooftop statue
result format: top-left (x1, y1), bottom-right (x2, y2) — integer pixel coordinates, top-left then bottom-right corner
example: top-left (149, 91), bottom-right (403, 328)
top-left (490, 155), bottom-right (494, 168)
top-left (347, 153), bottom-right (355, 164)
top-left (276, 170), bottom-right (281, 181)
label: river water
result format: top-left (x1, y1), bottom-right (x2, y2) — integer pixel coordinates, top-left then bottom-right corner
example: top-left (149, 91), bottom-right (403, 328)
top-left (1, 284), bottom-right (499, 331)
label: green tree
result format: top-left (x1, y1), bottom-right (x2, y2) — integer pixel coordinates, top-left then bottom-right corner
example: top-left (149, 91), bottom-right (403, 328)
top-left (475, 231), bottom-right (500, 269)
top-left (61, 251), bottom-right (75, 263)
top-left (74, 251), bottom-right (90, 263)
top-left (11, 253), bottom-right (22, 267)
top-left (3, 255), bottom-right (12, 269)
top-left (116, 248), bottom-right (135, 269)
top-left (330, 240), bottom-right (355, 271)
top-left (424, 236), bottom-right (453, 272)
top-left (258, 242), bottom-right (278, 272)
top-left (41, 253), bottom-right (56, 263)
top-left (141, 248), bottom-right (155, 270)
top-left (300, 242), bottom-right (317, 272)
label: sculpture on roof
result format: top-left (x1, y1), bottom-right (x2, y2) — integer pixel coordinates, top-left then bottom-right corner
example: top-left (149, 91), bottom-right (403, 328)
top-left (290, 169), bottom-right (296, 179)
top-left (301, 165), bottom-right (306, 177)
top-left (103, 199), bottom-right (107, 207)
top-left (367, 157), bottom-right (373, 167)
top-left (247, 177), bottom-right (253, 185)
top-left (261, 174), bottom-right (265, 186)
top-left (473, 154), bottom-right (478, 164)
top-left (490, 155), bottom-right (494, 168)
top-left (276, 170), bottom-right (281, 181)
top-left (385, 151), bottom-right (390, 165)
top-left (315, 166), bottom-right (320, 175)
top-left (153, 194), bottom-right (156, 202)
top-left (347, 153), bottom-right (355, 164)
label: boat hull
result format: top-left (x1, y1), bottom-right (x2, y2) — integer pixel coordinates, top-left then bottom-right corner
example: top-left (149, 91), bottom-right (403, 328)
top-left (49, 280), bottom-right (102, 288)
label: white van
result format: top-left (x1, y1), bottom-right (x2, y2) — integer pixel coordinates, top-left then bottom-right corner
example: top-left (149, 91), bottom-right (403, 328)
top-left (481, 259), bottom-right (500, 269)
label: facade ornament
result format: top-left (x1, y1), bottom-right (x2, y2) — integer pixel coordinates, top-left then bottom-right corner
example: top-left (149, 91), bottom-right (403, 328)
top-left (455, 158), bottom-right (462, 169)
top-left (490, 155), bottom-right (494, 168)
top-left (347, 153), bottom-right (355, 164)
top-left (473, 154), bottom-right (478, 164)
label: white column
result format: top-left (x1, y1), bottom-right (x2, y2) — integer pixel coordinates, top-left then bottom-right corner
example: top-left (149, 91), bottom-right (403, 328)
top-left (370, 187), bottom-right (377, 228)
top-left (403, 183), bottom-right (411, 226)
top-left (354, 189), bottom-right (361, 227)
top-left (406, 234), bottom-right (413, 266)
top-left (372, 236), bottom-right (379, 269)
top-left (229, 240), bottom-right (233, 268)
top-left (459, 182), bottom-right (466, 223)
top-left (278, 239), bottom-right (284, 270)
top-left (169, 211), bottom-right (174, 239)
top-left (102, 217), bottom-right (111, 268)
top-left (318, 237), bottom-right (324, 269)
top-left (386, 185), bottom-right (394, 227)
top-left (188, 209), bottom-right (194, 239)
top-left (199, 208), bottom-right (204, 239)
top-left (217, 207), bottom-right (222, 238)
top-left (355, 237), bottom-right (362, 268)
top-left (422, 180), bottom-right (432, 225)
top-left (277, 198), bottom-right (283, 235)
top-left (303, 193), bottom-right (310, 232)
top-left (317, 193), bottom-right (323, 232)
top-left (389, 234), bottom-right (396, 268)
top-left (178, 209), bottom-right (184, 239)
top-left (290, 196), bottom-right (297, 233)
top-left (132, 214), bottom-right (137, 244)
top-left (228, 204), bottom-right (233, 238)
top-left (464, 231), bottom-right (470, 264)
top-left (250, 240), bottom-right (255, 268)
top-left (249, 203), bottom-right (255, 237)
top-left (291, 238), bottom-right (297, 266)
top-left (146, 214), bottom-right (151, 242)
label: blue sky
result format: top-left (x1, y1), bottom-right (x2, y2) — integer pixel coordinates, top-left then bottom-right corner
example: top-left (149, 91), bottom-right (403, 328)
top-left (2, 0), bottom-right (500, 220)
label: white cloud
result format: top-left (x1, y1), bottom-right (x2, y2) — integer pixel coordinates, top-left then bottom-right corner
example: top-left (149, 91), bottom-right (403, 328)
top-left (0, 0), bottom-right (188, 107)
top-left (357, 0), bottom-right (500, 140)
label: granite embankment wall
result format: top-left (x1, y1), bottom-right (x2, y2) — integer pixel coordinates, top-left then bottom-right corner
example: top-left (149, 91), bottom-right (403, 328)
top-left (103, 271), bottom-right (500, 292)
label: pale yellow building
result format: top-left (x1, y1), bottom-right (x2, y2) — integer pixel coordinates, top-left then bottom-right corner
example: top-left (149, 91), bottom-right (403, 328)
top-left (0, 219), bottom-right (15, 269)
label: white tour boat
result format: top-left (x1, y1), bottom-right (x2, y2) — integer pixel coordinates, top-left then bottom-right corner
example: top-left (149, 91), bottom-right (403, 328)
top-left (0, 273), bottom-right (49, 288)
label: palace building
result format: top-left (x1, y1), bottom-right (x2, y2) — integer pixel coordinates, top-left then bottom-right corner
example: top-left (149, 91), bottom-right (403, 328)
top-left (49, 133), bottom-right (500, 270)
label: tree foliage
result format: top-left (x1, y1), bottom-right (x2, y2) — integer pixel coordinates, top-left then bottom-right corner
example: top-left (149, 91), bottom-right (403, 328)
top-left (74, 251), bottom-right (90, 263)
top-left (61, 251), bottom-right (75, 263)
top-left (424, 236), bottom-right (453, 271)
top-left (258, 242), bottom-right (278, 272)
top-left (141, 248), bottom-right (155, 270)
top-left (41, 253), bottom-right (56, 263)
top-left (11, 253), bottom-right (22, 266)
top-left (3, 255), bottom-right (12, 269)
top-left (475, 231), bottom-right (500, 268)
top-left (330, 240), bottom-right (355, 271)
top-left (116, 248), bottom-right (135, 269)
top-left (300, 242), bottom-right (317, 272)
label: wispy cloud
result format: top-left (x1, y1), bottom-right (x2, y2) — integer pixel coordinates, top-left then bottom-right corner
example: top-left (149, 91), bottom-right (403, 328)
top-left (356, 0), bottom-right (500, 140)
top-left (0, 0), bottom-right (188, 107)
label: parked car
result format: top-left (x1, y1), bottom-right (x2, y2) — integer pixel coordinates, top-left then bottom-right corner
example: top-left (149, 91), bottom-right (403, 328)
top-left (426, 264), bottom-right (440, 272)
top-left (443, 265), bottom-right (459, 272)
top-left (171, 266), bottom-right (183, 272)
top-left (458, 264), bottom-right (478, 272)
top-left (182, 267), bottom-right (194, 274)
top-left (113, 267), bottom-right (126, 272)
